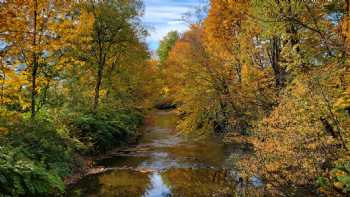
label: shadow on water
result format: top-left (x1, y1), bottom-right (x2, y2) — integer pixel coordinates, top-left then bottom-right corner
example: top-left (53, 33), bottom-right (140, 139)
top-left (66, 110), bottom-right (264, 197)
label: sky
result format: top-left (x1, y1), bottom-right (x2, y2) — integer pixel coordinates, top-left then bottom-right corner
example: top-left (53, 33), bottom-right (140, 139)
top-left (142, 0), bottom-right (203, 52)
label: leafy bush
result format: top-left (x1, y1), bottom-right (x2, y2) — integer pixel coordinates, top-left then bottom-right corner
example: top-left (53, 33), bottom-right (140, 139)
top-left (0, 146), bottom-right (64, 196)
top-left (0, 115), bottom-right (81, 196)
top-left (6, 119), bottom-right (77, 177)
top-left (318, 160), bottom-right (350, 194)
top-left (0, 107), bottom-right (144, 196)
top-left (72, 109), bottom-right (143, 153)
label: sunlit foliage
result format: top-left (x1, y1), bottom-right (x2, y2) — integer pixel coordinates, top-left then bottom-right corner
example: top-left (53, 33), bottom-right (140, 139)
top-left (0, 0), bottom-right (157, 195)
top-left (161, 0), bottom-right (350, 195)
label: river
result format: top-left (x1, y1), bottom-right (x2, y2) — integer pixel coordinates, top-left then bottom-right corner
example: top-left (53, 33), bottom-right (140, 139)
top-left (67, 110), bottom-right (264, 197)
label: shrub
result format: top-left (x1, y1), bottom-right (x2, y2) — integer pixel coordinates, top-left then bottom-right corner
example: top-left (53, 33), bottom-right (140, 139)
top-left (72, 109), bottom-right (143, 153)
top-left (0, 146), bottom-right (64, 196)
top-left (317, 160), bottom-right (350, 195)
top-left (0, 107), bottom-right (144, 196)
top-left (0, 116), bottom-right (81, 196)
top-left (6, 119), bottom-right (77, 177)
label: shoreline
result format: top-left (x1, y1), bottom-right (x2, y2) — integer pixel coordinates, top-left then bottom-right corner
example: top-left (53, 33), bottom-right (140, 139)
top-left (63, 112), bottom-right (155, 187)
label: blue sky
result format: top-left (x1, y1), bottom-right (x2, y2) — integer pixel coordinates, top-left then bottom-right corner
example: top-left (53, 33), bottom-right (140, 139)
top-left (142, 0), bottom-right (203, 52)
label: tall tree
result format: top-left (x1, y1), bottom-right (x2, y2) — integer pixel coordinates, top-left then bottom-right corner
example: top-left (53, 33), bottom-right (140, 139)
top-left (88, 0), bottom-right (143, 113)
top-left (0, 0), bottom-right (73, 118)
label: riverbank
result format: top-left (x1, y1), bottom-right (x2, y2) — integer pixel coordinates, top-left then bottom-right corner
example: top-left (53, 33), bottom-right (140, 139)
top-left (64, 130), bottom-right (144, 186)
top-left (64, 109), bottom-right (163, 186)
top-left (0, 108), bottom-right (144, 196)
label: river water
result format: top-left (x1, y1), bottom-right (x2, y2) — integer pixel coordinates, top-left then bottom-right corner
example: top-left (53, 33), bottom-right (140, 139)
top-left (67, 110), bottom-right (264, 197)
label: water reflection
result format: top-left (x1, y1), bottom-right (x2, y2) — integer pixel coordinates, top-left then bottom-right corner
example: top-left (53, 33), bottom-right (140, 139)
top-left (67, 169), bottom-right (151, 197)
top-left (143, 173), bottom-right (171, 197)
top-left (67, 110), bottom-right (263, 197)
top-left (161, 168), bottom-right (235, 197)
top-left (67, 168), bottom-right (263, 197)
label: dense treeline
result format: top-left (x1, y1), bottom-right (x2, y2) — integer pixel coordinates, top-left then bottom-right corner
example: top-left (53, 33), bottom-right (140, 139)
top-left (0, 0), bottom-right (159, 195)
top-left (160, 0), bottom-right (350, 195)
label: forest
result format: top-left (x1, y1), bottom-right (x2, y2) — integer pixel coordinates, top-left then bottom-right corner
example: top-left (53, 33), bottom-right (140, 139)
top-left (0, 0), bottom-right (350, 196)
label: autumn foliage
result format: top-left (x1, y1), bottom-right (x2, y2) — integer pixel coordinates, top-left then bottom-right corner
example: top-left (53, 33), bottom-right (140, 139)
top-left (0, 0), bottom-right (159, 195)
top-left (160, 0), bottom-right (350, 195)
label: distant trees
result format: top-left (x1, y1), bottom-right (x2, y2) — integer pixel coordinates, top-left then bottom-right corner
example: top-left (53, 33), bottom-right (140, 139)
top-left (157, 31), bottom-right (179, 64)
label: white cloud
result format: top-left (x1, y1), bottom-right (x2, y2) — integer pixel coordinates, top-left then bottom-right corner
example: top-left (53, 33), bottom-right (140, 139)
top-left (142, 0), bottom-right (199, 51)
top-left (167, 20), bottom-right (185, 25)
top-left (147, 24), bottom-right (187, 41)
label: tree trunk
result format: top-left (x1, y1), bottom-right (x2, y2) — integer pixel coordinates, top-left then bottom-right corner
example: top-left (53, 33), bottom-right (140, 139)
top-left (0, 61), bottom-right (5, 107)
top-left (31, 62), bottom-right (38, 118)
top-left (269, 36), bottom-right (285, 88)
top-left (346, 0), bottom-right (350, 42)
top-left (93, 63), bottom-right (103, 114)
top-left (31, 0), bottom-right (38, 118)
top-left (92, 25), bottom-right (105, 114)
top-left (234, 63), bottom-right (242, 83)
top-left (38, 78), bottom-right (50, 110)
top-left (105, 61), bottom-right (116, 102)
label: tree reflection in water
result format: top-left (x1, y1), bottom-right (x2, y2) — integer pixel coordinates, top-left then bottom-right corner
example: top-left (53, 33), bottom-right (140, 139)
top-left (68, 169), bottom-right (151, 197)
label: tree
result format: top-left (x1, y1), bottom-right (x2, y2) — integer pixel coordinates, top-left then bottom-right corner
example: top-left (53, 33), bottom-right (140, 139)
top-left (157, 31), bottom-right (179, 64)
top-left (71, 0), bottom-right (144, 113)
top-left (0, 0), bottom-right (73, 118)
top-left (163, 0), bottom-right (350, 194)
